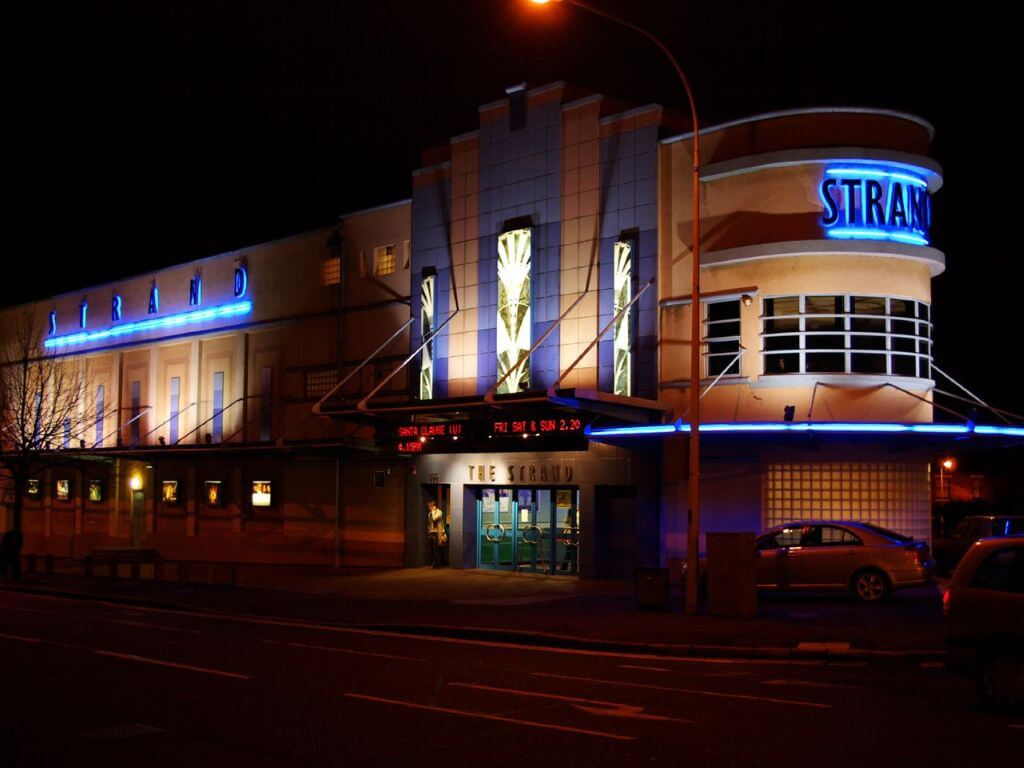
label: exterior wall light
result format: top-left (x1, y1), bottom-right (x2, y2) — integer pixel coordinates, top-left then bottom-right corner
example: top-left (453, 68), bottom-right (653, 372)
top-left (129, 473), bottom-right (143, 491)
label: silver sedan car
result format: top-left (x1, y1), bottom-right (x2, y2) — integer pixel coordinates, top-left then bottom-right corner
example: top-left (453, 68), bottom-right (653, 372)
top-left (753, 521), bottom-right (935, 601)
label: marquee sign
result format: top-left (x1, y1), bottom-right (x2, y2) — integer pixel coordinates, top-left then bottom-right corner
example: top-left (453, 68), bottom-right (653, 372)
top-left (393, 412), bottom-right (587, 454)
top-left (819, 164), bottom-right (931, 246)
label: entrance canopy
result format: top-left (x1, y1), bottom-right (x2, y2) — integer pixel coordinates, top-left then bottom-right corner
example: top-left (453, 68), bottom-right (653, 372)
top-left (318, 389), bottom-right (669, 455)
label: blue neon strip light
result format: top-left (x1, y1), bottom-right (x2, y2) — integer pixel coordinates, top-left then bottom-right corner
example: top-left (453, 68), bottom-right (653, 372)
top-left (43, 300), bottom-right (253, 349)
top-left (825, 228), bottom-right (929, 246)
top-left (587, 421), bottom-right (1015, 438)
top-left (825, 167), bottom-right (928, 188)
top-left (975, 425), bottom-right (1024, 438)
top-left (583, 422), bottom-right (679, 438)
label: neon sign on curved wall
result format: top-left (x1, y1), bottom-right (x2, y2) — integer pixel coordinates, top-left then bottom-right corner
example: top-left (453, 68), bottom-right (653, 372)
top-left (819, 163), bottom-right (932, 246)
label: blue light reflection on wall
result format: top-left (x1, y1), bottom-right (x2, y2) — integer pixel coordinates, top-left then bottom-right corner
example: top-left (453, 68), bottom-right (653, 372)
top-left (43, 300), bottom-right (252, 350)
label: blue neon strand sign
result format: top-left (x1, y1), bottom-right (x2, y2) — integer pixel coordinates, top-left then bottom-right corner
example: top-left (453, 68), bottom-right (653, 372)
top-left (43, 300), bottom-right (252, 350)
top-left (820, 164), bottom-right (931, 246)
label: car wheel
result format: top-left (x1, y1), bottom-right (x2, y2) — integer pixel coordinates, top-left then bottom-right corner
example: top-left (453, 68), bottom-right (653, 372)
top-left (851, 568), bottom-right (890, 603)
top-left (976, 650), bottom-right (1024, 708)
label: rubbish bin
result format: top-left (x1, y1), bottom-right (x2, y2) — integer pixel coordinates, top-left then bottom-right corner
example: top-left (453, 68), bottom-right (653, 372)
top-left (706, 532), bottom-right (757, 618)
top-left (635, 566), bottom-right (670, 611)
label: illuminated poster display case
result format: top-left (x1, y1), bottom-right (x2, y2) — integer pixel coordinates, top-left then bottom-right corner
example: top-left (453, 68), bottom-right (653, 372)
top-left (252, 481), bottom-right (272, 507)
top-left (162, 481), bottom-right (179, 504)
top-left (205, 481), bottom-right (222, 507)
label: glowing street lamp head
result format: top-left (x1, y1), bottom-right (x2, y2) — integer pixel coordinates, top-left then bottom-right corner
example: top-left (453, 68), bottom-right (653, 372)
top-left (941, 458), bottom-right (956, 471)
top-left (129, 473), bottom-right (144, 491)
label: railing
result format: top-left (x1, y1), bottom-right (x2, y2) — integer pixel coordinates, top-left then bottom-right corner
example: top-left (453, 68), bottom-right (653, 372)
top-left (144, 402), bottom-right (197, 441)
top-left (548, 278), bottom-right (655, 395)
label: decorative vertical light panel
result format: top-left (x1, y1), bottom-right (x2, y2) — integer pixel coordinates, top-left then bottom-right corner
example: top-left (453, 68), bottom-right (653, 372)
top-left (496, 228), bottom-right (532, 394)
top-left (613, 240), bottom-right (632, 396)
top-left (419, 273), bottom-right (435, 400)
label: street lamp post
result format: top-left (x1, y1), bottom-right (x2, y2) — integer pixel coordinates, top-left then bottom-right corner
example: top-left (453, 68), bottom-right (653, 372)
top-left (529, 0), bottom-right (703, 613)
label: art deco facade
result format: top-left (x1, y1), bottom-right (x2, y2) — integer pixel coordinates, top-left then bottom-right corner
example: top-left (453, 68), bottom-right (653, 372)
top-left (3, 82), bottom-right (980, 579)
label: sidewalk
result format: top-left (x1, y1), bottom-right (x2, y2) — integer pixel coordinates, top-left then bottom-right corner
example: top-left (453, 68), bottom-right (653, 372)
top-left (0, 564), bottom-right (946, 662)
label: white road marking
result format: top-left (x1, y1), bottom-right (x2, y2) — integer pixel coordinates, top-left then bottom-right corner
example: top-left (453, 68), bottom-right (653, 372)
top-left (619, 664), bottom-right (671, 672)
top-left (0, 631), bottom-right (42, 644)
top-left (761, 678), bottom-right (870, 691)
top-left (260, 638), bottom-right (422, 662)
top-left (0, 605), bottom-right (53, 615)
top-left (97, 618), bottom-right (201, 635)
top-left (449, 682), bottom-right (693, 723)
top-left (344, 692), bottom-right (634, 741)
top-left (76, 723), bottom-right (163, 740)
top-left (533, 672), bottom-right (832, 709)
top-left (0, 621), bottom-right (249, 679)
top-left (91, 650), bottom-right (251, 680)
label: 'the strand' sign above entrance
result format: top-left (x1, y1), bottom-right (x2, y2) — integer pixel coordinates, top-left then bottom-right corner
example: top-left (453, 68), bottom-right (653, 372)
top-left (819, 164), bottom-right (932, 246)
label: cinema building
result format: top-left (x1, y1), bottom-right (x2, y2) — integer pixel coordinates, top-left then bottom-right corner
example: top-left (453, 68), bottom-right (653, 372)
top-left (0, 203), bottom-right (417, 569)
top-left (6, 81), bottom-right (1016, 579)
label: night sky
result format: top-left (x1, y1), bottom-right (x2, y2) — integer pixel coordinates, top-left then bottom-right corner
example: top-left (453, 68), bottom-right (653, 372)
top-left (6, 1), bottom-right (1017, 417)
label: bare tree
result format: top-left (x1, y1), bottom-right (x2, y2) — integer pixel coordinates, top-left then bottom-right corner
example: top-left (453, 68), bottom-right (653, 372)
top-left (0, 312), bottom-right (87, 577)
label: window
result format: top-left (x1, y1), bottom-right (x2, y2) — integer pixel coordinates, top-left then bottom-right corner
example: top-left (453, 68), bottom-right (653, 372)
top-left (970, 548), bottom-right (1024, 593)
top-left (56, 479), bottom-right (71, 501)
top-left (212, 372), bottom-right (224, 443)
top-left (305, 367), bottom-right (338, 399)
top-left (762, 295), bottom-right (932, 378)
top-left (420, 271), bottom-right (436, 400)
top-left (259, 367), bottom-right (273, 442)
top-left (613, 240), bottom-right (633, 396)
top-left (764, 461), bottom-right (931, 543)
top-left (88, 480), bottom-right (103, 503)
top-left (26, 479), bottom-right (41, 498)
top-left (374, 245), bottom-right (396, 276)
top-left (95, 384), bottom-right (105, 447)
top-left (821, 526), bottom-right (862, 546)
top-left (706, 299), bottom-right (741, 376)
top-left (321, 257), bottom-right (341, 286)
top-left (63, 419), bottom-right (71, 449)
top-left (130, 381), bottom-right (141, 446)
top-left (169, 377), bottom-right (181, 445)
top-left (995, 518), bottom-right (1024, 536)
top-left (496, 228), bottom-right (532, 394)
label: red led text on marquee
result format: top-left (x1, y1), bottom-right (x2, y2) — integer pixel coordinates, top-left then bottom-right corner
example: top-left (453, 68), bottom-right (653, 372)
top-left (491, 417), bottom-right (582, 435)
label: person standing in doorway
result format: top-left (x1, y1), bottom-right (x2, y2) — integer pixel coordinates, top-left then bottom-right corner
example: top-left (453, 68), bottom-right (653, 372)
top-left (426, 500), bottom-right (447, 568)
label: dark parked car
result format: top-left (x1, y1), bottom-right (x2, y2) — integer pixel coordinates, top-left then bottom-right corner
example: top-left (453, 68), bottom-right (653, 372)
top-left (934, 516), bottom-right (1024, 575)
top-left (944, 535), bottom-right (1024, 707)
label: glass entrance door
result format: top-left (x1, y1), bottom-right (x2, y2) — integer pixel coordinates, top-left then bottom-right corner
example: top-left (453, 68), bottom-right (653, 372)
top-left (477, 487), bottom-right (577, 575)
top-left (479, 488), bottom-right (515, 568)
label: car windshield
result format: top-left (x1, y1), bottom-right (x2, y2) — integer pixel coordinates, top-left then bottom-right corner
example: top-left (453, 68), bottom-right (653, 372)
top-left (858, 522), bottom-right (912, 543)
top-left (995, 518), bottom-right (1024, 536)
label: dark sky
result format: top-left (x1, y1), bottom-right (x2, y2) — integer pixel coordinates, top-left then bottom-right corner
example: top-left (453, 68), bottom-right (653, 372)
top-left (6, 1), bottom-right (1017, 417)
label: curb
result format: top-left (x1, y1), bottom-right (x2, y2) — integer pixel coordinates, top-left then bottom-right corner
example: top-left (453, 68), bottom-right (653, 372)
top-left (1, 582), bottom-right (945, 665)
